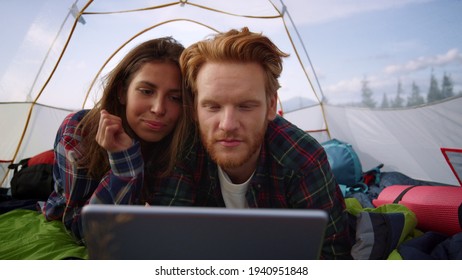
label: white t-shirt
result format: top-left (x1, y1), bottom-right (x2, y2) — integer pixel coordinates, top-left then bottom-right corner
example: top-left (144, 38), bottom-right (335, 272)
top-left (218, 166), bottom-right (254, 209)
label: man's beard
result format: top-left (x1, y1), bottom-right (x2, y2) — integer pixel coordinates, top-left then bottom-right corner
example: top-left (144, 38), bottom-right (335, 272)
top-left (200, 127), bottom-right (266, 170)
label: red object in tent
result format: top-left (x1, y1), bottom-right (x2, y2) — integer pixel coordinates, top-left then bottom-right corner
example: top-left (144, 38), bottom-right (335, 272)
top-left (373, 185), bottom-right (462, 236)
top-left (27, 150), bottom-right (55, 166)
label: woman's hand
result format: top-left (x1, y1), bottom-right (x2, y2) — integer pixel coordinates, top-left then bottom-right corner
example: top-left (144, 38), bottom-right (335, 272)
top-left (96, 110), bottom-right (133, 153)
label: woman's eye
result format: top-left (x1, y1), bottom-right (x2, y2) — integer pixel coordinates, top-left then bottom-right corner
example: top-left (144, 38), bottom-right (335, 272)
top-left (138, 88), bottom-right (153, 95)
top-left (170, 95), bottom-right (182, 103)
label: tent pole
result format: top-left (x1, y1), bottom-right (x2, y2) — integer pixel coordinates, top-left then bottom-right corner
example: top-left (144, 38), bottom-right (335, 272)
top-left (2, 0), bottom-right (87, 188)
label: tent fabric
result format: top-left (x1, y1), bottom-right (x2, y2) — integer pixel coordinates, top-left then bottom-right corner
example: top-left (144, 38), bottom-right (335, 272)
top-left (1, 104), bottom-right (71, 188)
top-left (285, 96), bottom-right (462, 186)
top-left (1, 0), bottom-right (461, 188)
top-left (1, 0), bottom-right (323, 187)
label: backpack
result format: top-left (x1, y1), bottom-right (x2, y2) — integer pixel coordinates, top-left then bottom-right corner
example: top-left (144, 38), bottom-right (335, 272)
top-left (346, 198), bottom-right (417, 260)
top-left (8, 150), bottom-right (55, 201)
top-left (322, 138), bottom-right (383, 196)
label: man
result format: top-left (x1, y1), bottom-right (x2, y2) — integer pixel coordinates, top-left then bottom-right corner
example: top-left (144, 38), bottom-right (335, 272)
top-left (179, 27), bottom-right (352, 259)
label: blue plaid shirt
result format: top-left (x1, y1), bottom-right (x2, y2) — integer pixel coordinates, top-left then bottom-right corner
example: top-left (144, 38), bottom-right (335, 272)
top-left (42, 110), bottom-right (144, 243)
top-left (43, 110), bottom-right (193, 244)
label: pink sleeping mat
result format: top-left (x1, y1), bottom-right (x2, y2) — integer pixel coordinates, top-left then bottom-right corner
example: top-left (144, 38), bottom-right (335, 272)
top-left (373, 148), bottom-right (462, 236)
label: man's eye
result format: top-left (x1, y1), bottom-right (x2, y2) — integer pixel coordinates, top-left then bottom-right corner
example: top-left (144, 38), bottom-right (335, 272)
top-left (203, 104), bottom-right (220, 111)
top-left (239, 103), bottom-right (257, 111)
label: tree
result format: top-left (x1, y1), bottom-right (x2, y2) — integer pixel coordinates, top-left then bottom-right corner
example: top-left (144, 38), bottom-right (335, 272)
top-left (441, 72), bottom-right (454, 99)
top-left (427, 70), bottom-right (443, 103)
top-left (381, 93), bottom-right (390, 108)
top-left (407, 82), bottom-right (425, 107)
top-left (392, 79), bottom-right (405, 108)
top-left (361, 76), bottom-right (376, 108)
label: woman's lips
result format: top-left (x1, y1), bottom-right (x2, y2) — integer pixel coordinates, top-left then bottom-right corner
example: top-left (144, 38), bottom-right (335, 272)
top-left (144, 120), bottom-right (166, 130)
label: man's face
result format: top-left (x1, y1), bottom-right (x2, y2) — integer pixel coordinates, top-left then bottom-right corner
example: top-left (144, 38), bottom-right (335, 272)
top-left (195, 62), bottom-right (277, 176)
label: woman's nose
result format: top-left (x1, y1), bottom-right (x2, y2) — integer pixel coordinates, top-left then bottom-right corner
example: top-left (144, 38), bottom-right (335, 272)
top-left (151, 96), bottom-right (166, 115)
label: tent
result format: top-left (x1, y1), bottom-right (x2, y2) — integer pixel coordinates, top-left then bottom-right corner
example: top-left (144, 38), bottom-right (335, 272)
top-left (1, 0), bottom-right (461, 189)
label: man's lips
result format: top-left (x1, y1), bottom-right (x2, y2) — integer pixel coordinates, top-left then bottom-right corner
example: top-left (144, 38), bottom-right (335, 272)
top-left (217, 138), bottom-right (242, 147)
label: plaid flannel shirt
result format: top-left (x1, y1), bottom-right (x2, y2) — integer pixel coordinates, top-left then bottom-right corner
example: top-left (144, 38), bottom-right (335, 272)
top-left (43, 110), bottom-right (197, 244)
top-left (42, 110), bottom-right (146, 244)
top-left (175, 115), bottom-right (352, 259)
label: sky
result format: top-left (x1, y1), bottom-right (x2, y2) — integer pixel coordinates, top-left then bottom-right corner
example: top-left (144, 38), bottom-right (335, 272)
top-left (283, 0), bottom-right (462, 106)
top-left (1, 0), bottom-right (461, 109)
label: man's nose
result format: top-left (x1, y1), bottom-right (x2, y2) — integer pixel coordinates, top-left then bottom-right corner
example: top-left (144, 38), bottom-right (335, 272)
top-left (219, 107), bottom-right (239, 131)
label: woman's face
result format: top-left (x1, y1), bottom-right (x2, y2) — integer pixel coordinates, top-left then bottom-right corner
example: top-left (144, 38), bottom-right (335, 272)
top-left (122, 61), bottom-right (182, 143)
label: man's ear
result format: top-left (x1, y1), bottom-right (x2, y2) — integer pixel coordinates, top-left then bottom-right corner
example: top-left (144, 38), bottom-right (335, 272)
top-left (266, 92), bottom-right (278, 121)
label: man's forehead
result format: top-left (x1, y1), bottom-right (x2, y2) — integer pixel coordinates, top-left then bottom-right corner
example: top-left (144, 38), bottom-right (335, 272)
top-left (197, 62), bottom-right (264, 85)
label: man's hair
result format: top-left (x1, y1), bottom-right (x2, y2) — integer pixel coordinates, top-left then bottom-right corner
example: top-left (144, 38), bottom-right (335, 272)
top-left (79, 37), bottom-right (187, 179)
top-left (180, 27), bottom-right (289, 100)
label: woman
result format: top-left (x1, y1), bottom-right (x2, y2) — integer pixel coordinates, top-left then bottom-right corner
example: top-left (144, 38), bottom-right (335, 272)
top-left (43, 37), bottom-right (194, 244)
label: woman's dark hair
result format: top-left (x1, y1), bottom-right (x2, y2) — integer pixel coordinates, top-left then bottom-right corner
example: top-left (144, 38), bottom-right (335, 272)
top-left (78, 37), bottom-right (187, 179)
